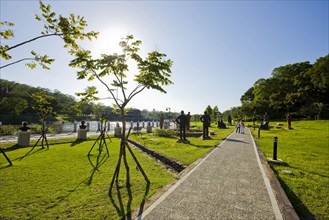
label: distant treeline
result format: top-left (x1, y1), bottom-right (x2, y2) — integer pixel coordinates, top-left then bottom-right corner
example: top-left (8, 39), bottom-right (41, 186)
top-left (225, 54), bottom-right (329, 121)
top-left (0, 80), bottom-right (178, 125)
top-left (1, 55), bottom-right (328, 125)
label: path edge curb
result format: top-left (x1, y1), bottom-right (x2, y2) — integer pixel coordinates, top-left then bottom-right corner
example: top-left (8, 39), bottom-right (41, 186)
top-left (252, 134), bottom-right (300, 220)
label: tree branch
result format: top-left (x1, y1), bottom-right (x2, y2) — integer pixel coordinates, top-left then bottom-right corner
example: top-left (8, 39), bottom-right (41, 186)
top-left (127, 86), bottom-right (146, 103)
top-left (7, 33), bottom-right (62, 51)
top-left (113, 70), bottom-right (127, 102)
top-left (93, 70), bottom-right (123, 107)
top-left (127, 84), bottom-right (143, 101)
top-left (0, 58), bottom-right (35, 69)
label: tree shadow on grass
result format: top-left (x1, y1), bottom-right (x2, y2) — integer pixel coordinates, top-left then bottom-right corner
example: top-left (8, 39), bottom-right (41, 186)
top-left (108, 150), bottom-right (151, 220)
top-left (87, 129), bottom-right (111, 185)
top-left (109, 128), bottom-right (150, 219)
top-left (44, 176), bottom-right (91, 211)
top-left (272, 168), bottom-right (316, 220)
top-left (187, 142), bottom-right (214, 148)
top-left (70, 139), bottom-right (85, 147)
top-left (17, 147), bottom-right (46, 161)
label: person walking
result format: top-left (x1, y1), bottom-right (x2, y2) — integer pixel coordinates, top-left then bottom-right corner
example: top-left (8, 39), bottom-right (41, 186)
top-left (240, 120), bottom-right (245, 134)
top-left (236, 120), bottom-right (241, 133)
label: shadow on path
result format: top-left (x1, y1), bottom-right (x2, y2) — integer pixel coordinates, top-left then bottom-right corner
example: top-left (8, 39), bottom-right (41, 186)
top-left (224, 137), bottom-right (249, 144)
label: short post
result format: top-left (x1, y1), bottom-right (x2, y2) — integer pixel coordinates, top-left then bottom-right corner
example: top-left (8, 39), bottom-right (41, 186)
top-left (273, 136), bottom-right (278, 160)
top-left (17, 130), bottom-right (31, 147)
top-left (114, 123), bottom-right (122, 137)
top-left (258, 127), bottom-right (260, 138)
top-left (77, 129), bottom-right (87, 140)
top-left (147, 122), bottom-right (152, 133)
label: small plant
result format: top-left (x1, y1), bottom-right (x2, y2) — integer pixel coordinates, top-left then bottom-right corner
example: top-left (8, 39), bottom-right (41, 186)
top-left (154, 129), bottom-right (176, 138)
top-left (0, 125), bottom-right (17, 135)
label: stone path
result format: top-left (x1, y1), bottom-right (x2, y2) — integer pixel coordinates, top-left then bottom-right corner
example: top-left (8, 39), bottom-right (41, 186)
top-left (0, 131), bottom-right (101, 144)
top-left (139, 128), bottom-right (283, 220)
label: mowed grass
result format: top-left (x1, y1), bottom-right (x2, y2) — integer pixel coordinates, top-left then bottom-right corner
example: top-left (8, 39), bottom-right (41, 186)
top-left (130, 123), bottom-right (235, 166)
top-left (0, 138), bottom-right (174, 219)
top-left (249, 120), bottom-right (329, 220)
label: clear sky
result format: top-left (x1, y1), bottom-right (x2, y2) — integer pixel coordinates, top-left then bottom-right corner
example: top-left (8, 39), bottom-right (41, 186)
top-left (1, 0), bottom-right (328, 114)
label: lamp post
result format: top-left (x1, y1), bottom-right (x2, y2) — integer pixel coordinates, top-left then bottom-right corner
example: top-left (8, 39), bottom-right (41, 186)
top-left (153, 109), bottom-right (155, 127)
top-left (166, 107), bottom-right (171, 129)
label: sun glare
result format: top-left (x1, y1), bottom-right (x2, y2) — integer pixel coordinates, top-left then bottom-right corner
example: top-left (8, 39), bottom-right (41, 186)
top-left (94, 26), bottom-right (131, 56)
top-left (91, 26), bottom-right (142, 103)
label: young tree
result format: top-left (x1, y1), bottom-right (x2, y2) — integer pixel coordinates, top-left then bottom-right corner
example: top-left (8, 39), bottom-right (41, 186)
top-left (87, 103), bottom-right (111, 185)
top-left (0, 0), bottom-right (98, 70)
top-left (205, 105), bottom-right (213, 122)
top-left (212, 105), bottom-right (220, 121)
top-left (30, 90), bottom-right (55, 150)
top-left (70, 34), bottom-right (173, 201)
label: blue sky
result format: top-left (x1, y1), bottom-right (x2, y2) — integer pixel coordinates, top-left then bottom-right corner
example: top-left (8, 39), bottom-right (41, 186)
top-left (1, 0), bottom-right (328, 114)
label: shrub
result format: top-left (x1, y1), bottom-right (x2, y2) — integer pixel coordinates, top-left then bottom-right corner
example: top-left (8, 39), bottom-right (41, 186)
top-left (0, 125), bottom-right (18, 135)
top-left (154, 129), bottom-right (177, 138)
top-left (31, 124), bottom-right (55, 134)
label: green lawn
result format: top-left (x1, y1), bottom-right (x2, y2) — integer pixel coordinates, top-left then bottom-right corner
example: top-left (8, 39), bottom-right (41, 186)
top-left (249, 120), bottom-right (329, 220)
top-left (0, 138), bottom-right (174, 219)
top-left (0, 124), bottom-right (237, 219)
top-left (129, 124), bottom-right (235, 166)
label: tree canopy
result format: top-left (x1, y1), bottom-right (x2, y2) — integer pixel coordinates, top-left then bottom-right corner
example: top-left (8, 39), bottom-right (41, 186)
top-left (234, 54), bottom-right (329, 120)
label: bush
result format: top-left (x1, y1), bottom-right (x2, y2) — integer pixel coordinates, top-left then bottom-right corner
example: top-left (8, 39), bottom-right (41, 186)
top-left (0, 125), bottom-right (18, 135)
top-left (154, 129), bottom-right (176, 138)
top-left (31, 124), bottom-right (55, 134)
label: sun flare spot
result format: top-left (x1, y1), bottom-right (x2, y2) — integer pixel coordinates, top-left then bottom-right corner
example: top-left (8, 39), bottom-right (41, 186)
top-left (94, 26), bottom-right (131, 55)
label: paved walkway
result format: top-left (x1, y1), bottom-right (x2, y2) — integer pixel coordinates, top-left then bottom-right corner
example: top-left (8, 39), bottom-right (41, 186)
top-left (0, 131), bottom-right (101, 144)
top-left (139, 128), bottom-right (283, 220)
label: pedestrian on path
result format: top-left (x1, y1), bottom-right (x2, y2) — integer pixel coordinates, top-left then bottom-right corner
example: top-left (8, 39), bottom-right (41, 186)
top-left (240, 120), bottom-right (245, 134)
top-left (235, 120), bottom-right (241, 133)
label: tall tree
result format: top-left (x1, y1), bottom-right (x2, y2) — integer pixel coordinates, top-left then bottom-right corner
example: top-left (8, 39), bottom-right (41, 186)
top-left (295, 55), bottom-right (329, 118)
top-left (70, 34), bottom-right (173, 214)
top-left (270, 62), bottom-right (312, 113)
top-left (205, 105), bottom-right (213, 121)
top-left (212, 105), bottom-right (220, 121)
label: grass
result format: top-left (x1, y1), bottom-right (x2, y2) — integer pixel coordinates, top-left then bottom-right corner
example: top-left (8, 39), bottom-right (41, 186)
top-left (0, 123), bottom-right (235, 219)
top-left (0, 138), bottom-right (174, 219)
top-left (130, 123), bottom-right (235, 165)
top-left (249, 120), bottom-right (329, 220)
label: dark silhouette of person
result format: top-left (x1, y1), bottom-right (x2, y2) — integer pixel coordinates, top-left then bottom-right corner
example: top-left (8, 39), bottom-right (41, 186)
top-left (175, 110), bottom-right (187, 141)
top-left (79, 121), bottom-right (87, 129)
top-left (159, 113), bottom-right (164, 129)
top-left (200, 111), bottom-right (211, 138)
top-left (186, 112), bottom-right (191, 131)
top-left (227, 114), bottom-right (232, 126)
top-left (19, 122), bottom-right (30, 131)
top-left (217, 119), bottom-right (226, 128)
